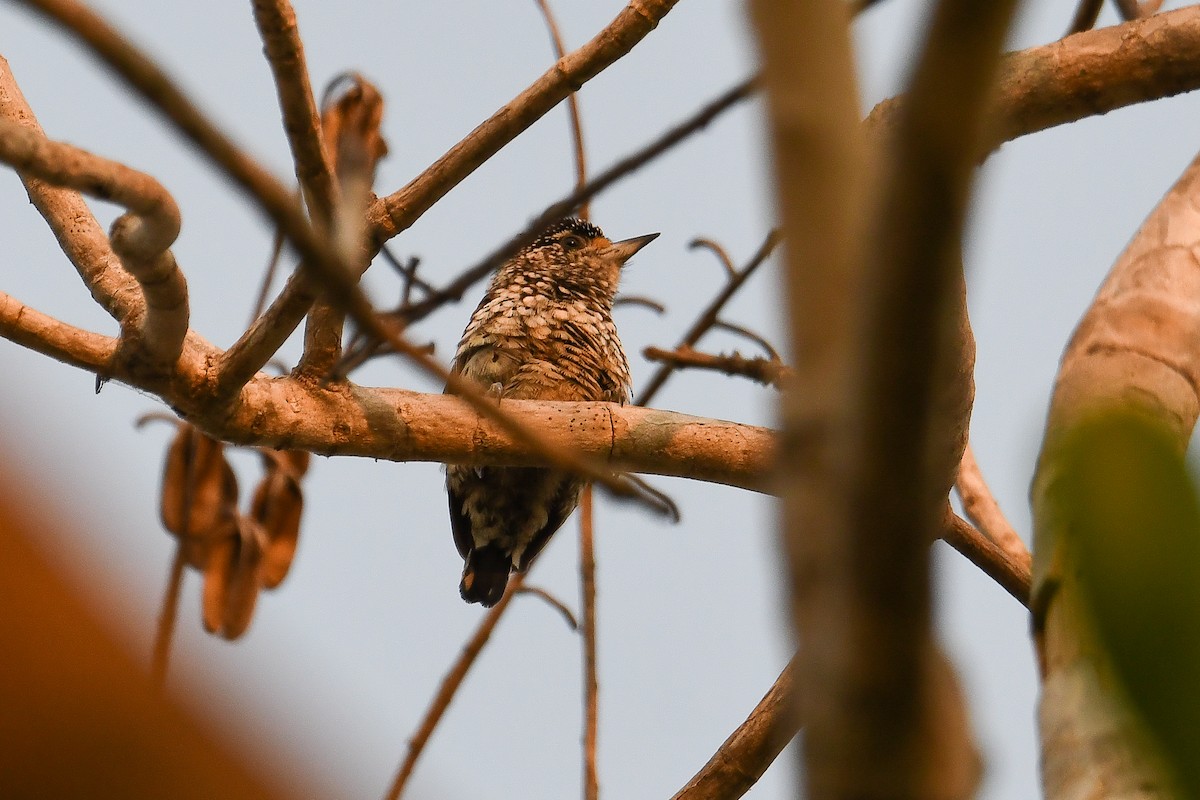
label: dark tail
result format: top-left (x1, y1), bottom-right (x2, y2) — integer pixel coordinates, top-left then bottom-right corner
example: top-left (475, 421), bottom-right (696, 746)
top-left (460, 545), bottom-right (511, 607)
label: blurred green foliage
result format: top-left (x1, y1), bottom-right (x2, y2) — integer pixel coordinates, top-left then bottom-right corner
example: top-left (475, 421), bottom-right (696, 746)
top-left (1056, 410), bottom-right (1200, 798)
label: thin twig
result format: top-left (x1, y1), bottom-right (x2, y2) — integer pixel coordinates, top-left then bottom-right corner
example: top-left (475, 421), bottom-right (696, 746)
top-left (249, 230), bottom-right (287, 326)
top-left (954, 444), bottom-right (1031, 572)
top-left (534, 0), bottom-right (589, 220)
top-left (361, 78), bottom-right (757, 339)
top-left (579, 486), bottom-right (599, 800)
top-left (250, 0), bottom-right (338, 221)
top-left (383, 573), bottom-right (525, 800)
top-left (941, 509), bottom-right (1030, 607)
top-left (517, 585), bottom-right (578, 630)
top-left (689, 238), bottom-right (739, 279)
top-left (151, 545), bottom-right (187, 689)
top-left (613, 296), bottom-right (666, 314)
top-left (709, 320), bottom-right (781, 361)
top-left (636, 229), bottom-right (780, 405)
top-left (367, 0), bottom-right (685, 244)
top-left (670, 654), bottom-right (800, 800)
top-left (643, 346), bottom-right (791, 389)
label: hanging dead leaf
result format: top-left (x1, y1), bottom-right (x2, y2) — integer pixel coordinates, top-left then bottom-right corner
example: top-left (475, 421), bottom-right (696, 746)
top-left (201, 517), bottom-right (265, 640)
top-left (159, 424), bottom-right (239, 570)
top-left (252, 450), bottom-right (310, 589)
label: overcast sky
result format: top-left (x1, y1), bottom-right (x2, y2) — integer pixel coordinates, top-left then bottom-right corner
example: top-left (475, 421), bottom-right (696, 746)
top-left (2, 1), bottom-right (1198, 798)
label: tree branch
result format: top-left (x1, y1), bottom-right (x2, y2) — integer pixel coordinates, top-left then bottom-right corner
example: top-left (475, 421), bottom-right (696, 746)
top-left (636, 229), bottom-right (779, 405)
top-left (1031, 142), bottom-right (1200, 800)
top-left (955, 443), bottom-right (1030, 572)
top-left (0, 55), bottom-right (140, 324)
top-left (670, 655), bottom-right (800, 800)
top-left (365, 0), bottom-right (684, 244)
top-left (642, 346), bottom-right (791, 389)
top-left (866, 7), bottom-right (1200, 152)
top-left (0, 291), bottom-right (117, 372)
top-left (251, 0), bottom-right (337, 222)
top-left (0, 117), bottom-right (187, 374)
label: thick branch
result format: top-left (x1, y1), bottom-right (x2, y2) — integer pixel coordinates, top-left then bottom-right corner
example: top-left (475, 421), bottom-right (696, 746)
top-left (366, 0), bottom-right (682, 244)
top-left (192, 385), bottom-right (775, 492)
top-left (866, 7), bottom-right (1200, 151)
top-left (1031, 145), bottom-right (1200, 800)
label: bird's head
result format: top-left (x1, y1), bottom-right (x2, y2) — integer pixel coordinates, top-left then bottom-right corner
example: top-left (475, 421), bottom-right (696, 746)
top-left (516, 217), bottom-right (659, 299)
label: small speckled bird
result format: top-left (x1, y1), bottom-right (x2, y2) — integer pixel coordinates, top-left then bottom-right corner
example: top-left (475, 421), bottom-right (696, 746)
top-left (445, 217), bottom-right (659, 606)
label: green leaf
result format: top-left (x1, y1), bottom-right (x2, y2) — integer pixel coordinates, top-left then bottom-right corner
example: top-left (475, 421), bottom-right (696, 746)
top-left (1057, 410), bottom-right (1200, 798)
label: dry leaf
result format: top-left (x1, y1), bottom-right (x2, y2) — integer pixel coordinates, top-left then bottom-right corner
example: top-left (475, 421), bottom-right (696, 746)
top-left (201, 517), bottom-right (265, 640)
top-left (159, 425), bottom-right (239, 570)
top-left (252, 450), bottom-right (310, 589)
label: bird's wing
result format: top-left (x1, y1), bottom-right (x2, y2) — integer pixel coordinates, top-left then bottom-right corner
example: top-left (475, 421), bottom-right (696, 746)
top-left (515, 474), bottom-right (585, 571)
top-left (446, 467), bottom-right (475, 560)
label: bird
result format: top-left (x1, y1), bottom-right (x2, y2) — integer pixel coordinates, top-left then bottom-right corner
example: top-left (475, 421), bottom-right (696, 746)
top-left (445, 217), bottom-right (659, 606)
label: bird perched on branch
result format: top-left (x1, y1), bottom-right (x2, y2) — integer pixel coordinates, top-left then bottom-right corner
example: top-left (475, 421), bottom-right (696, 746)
top-left (445, 217), bottom-right (659, 606)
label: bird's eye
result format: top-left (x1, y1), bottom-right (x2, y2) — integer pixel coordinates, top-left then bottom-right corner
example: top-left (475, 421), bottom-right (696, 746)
top-left (560, 234), bottom-right (585, 251)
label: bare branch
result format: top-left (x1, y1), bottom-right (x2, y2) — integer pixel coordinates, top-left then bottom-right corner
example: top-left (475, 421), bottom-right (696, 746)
top-left (642, 346), bottom-right (791, 389)
top-left (516, 585), bottom-right (578, 630)
top-left (671, 655), bottom-right (800, 800)
top-left (364, 79), bottom-right (757, 339)
top-left (297, 77), bottom-right (388, 377)
top-left (636, 229), bottom-right (779, 405)
top-left (0, 117), bottom-right (187, 373)
top-left (866, 7), bottom-right (1200, 153)
top-left (250, 0), bottom-right (337, 222)
top-left (954, 443), bottom-right (1030, 572)
top-left (0, 290), bottom-right (117, 372)
top-left (941, 510), bottom-right (1031, 607)
top-left (534, 0), bottom-right (589, 219)
top-left (197, 388), bottom-right (775, 493)
top-left (383, 574), bottom-right (525, 800)
top-left (0, 55), bottom-right (140, 323)
top-left (366, 0), bottom-right (684, 244)
top-left (579, 487), bottom-right (599, 800)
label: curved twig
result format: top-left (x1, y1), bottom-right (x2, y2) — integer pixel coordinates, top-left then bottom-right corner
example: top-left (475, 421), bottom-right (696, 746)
top-left (0, 56), bottom-right (140, 324)
top-left (516, 585), bottom-right (578, 630)
top-left (0, 118), bottom-right (186, 372)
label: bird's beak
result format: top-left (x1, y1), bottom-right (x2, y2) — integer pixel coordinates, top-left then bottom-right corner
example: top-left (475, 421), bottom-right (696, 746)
top-left (606, 232), bottom-right (660, 266)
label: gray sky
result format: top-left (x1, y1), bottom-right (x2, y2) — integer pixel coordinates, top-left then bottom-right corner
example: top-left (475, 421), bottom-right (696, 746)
top-left (2, 1), bottom-right (1197, 798)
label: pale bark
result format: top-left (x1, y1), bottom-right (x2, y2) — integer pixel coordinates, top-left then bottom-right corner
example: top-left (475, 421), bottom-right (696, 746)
top-left (1032, 148), bottom-right (1200, 800)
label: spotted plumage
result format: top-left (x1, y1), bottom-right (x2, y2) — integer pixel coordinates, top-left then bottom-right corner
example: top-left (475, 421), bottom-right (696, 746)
top-left (446, 217), bottom-right (659, 606)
